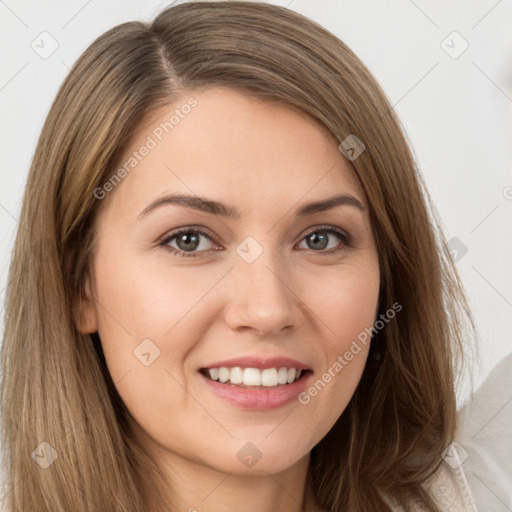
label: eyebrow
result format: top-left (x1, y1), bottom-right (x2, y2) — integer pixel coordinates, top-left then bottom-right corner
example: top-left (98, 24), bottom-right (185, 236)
top-left (138, 192), bottom-right (365, 221)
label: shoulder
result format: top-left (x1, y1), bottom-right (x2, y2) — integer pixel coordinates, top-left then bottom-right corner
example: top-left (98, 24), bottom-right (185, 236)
top-left (455, 352), bottom-right (512, 510)
top-left (384, 448), bottom-right (478, 512)
top-left (421, 447), bottom-right (478, 512)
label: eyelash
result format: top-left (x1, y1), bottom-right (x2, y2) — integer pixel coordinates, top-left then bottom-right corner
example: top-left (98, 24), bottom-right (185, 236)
top-left (158, 225), bottom-right (352, 258)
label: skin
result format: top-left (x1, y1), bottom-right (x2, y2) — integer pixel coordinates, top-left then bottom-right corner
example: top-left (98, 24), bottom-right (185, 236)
top-left (78, 87), bottom-right (380, 512)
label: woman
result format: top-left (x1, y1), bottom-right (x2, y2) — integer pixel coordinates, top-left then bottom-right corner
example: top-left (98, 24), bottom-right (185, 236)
top-left (0, 1), bottom-right (477, 511)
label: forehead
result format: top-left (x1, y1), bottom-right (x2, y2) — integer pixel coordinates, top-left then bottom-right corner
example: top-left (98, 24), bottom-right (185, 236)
top-left (103, 87), bottom-right (365, 220)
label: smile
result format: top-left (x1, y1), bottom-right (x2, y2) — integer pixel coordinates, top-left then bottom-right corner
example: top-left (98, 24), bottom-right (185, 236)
top-left (201, 367), bottom-right (304, 387)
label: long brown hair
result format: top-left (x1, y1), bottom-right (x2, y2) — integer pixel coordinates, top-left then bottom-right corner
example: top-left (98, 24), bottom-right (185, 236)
top-left (1, 1), bottom-right (475, 510)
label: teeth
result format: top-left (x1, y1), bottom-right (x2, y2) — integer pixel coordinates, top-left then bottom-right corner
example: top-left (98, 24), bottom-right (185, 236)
top-left (243, 368), bottom-right (261, 386)
top-left (230, 367), bottom-right (243, 384)
top-left (277, 367), bottom-right (288, 384)
top-left (261, 368), bottom-right (278, 386)
top-left (206, 366), bottom-right (304, 387)
top-left (218, 367), bottom-right (230, 383)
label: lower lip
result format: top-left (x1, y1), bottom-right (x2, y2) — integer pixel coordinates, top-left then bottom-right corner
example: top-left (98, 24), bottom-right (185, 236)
top-left (199, 372), bottom-right (311, 410)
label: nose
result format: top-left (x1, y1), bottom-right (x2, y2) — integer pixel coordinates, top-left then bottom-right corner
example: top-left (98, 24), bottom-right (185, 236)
top-left (223, 246), bottom-right (304, 337)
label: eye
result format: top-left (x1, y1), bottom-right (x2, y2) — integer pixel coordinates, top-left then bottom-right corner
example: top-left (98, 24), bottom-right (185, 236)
top-left (159, 228), bottom-right (218, 258)
top-left (296, 226), bottom-right (351, 254)
top-left (159, 225), bottom-right (351, 258)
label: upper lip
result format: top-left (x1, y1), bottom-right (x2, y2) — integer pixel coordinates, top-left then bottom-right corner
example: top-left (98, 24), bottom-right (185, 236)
top-left (201, 356), bottom-right (311, 371)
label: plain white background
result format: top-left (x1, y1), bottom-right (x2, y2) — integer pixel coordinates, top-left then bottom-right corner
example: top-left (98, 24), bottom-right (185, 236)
top-left (0, 0), bottom-right (511, 509)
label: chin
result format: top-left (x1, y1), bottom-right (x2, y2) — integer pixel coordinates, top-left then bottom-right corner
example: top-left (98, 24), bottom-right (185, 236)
top-left (202, 435), bottom-right (312, 476)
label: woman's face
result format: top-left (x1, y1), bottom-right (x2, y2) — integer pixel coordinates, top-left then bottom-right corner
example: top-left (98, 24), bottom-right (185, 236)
top-left (80, 87), bottom-right (380, 476)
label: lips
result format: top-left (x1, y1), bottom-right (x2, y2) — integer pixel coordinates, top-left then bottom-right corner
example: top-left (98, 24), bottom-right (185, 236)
top-left (200, 356), bottom-right (310, 386)
top-left (198, 356), bottom-right (312, 410)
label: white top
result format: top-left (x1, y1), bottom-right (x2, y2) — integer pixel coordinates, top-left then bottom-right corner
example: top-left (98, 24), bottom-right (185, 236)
top-left (386, 447), bottom-right (478, 511)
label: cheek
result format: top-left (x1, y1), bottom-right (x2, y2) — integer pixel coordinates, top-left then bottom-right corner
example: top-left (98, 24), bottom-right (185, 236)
top-left (296, 262), bottom-right (379, 434)
top-left (91, 250), bottom-right (216, 433)
top-left (91, 248), bottom-right (233, 435)
top-left (308, 260), bottom-right (380, 347)
top-left (92, 249), bottom-right (221, 360)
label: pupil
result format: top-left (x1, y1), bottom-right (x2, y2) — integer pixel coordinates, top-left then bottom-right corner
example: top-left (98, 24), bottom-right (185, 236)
top-left (309, 232), bottom-right (328, 250)
top-left (178, 233), bottom-right (199, 251)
